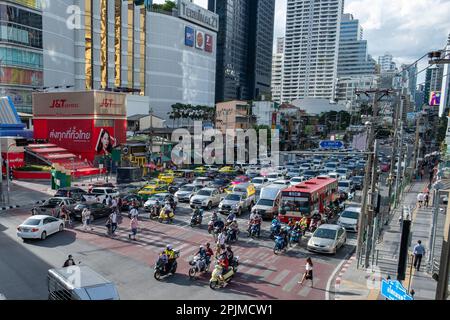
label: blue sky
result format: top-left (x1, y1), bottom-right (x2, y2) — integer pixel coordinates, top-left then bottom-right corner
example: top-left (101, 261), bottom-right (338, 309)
top-left (156, 0), bottom-right (450, 83)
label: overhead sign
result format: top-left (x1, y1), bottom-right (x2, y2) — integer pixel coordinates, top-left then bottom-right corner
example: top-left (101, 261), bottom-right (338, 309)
top-left (178, 0), bottom-right (219, 32)
top-left (380, 280), bottom-right (413, 301)
top-left (319, 140), bottom-right (344, 149)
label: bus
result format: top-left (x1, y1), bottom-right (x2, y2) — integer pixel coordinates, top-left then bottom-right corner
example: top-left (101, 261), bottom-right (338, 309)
top-left (278, 177), bottom-right (339, 223)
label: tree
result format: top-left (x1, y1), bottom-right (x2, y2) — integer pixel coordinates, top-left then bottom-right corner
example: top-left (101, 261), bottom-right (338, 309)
top-left (152, 0), bottom-right (176, 12)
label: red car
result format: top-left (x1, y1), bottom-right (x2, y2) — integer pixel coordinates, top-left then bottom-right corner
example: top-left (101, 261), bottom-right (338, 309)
top-left (231, 175), bottom-right (250, 185)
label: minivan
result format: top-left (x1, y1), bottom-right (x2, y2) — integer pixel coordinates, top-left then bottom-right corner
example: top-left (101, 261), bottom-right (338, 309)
top-left (337, 206), bottom-right (361, 232)
top-left (48, 265), bottom-right (120, 300)
top-left (252, 184), bottom-right (286, 220)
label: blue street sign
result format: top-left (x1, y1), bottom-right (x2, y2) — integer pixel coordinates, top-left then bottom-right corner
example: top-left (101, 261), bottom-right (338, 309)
top-left (380, 280), bottom-right (414, 300)
top-left (319, 140), bottom-right (344, 149)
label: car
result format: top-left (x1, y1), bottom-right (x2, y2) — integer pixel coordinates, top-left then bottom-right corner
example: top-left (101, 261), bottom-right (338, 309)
top-left (380, 162), bottom-right (391, 173)
top-left (218, 166), bottom-right (236, 174)
top-left (174, 184), bottom-right (203, 202)
top-left (158, 171), bottom-right (175, 184)
top-left (168, 180), bottom-right (188, 194)
top-left (194, 166), bottom-right (208, 174)
top-left (338, 180), bottom-right (354, 195)
top-left (193, 177), bottom-right (213, 187)
top-left (119, 194), bottom-right (142, 211)
top-left (190, 187), bottom-right (222, 210)
top-left (83, 187), bottom-right (120, 203)
top-left (328, 172), bottom-right (342, 181)
top-left (336, 168), bottom-right (350, 180)
top-left (338, 206), bottom-right (361, 232)
top-left (273, 166), bottom-right (288, 175)
top-left (289, 176), bottom-right (305, 186)
top-left (68, 202), bottom-right (114, 221)
top-left (266, 172), bottom-right (283, 182)
top-left (231, 175), bottom-right (251, 185)
top-left (324, 162), bottom-right (339, 172)
top-left (210, 178), bottom-right (231, 193)
top-left (307, 224), bottom-right (347, 254)
top-left (272, 179), bottom-right (291, 187)
top-left (32, 197), bottom-right (78, 217)
top-left (144, 193), bottom-right (175, 211)
top-left (303, 170), bottom-right (318, 180)
top-left (218, 192), bottom-right (252, 216)
top-left (251, 176), bottom-right (269, 190)
top-left (351, 176), bottom-right (364, 190)
top-left (54, 187), bottom-right (87, 201)
top-left (17, 215), bottom-right (65, 240)
top-left (137, 184), bottom-right (169, 200)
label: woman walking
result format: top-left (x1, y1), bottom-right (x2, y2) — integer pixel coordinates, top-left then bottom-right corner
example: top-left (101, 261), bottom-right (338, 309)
top-left (298, 257), bottom-right (314, 287)
top-left (128, 216), bottom-right (138, 241)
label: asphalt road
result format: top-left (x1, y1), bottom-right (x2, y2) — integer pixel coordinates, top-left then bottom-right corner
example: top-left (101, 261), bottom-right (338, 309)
top-left (0, 200), bottom-right (356, 300)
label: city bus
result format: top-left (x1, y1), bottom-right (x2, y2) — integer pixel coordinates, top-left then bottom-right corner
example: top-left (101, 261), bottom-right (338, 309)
top-left (278, 176), bottom-right (339, 223)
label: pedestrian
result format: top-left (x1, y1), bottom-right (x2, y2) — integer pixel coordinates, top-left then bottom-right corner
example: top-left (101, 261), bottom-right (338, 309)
top-left (420, 168), bottom-right (424, 181)
top-left (216, 230), bottom-right (226, 253)
top-left (129, 206), bottom-right (139, 220)
top-left (417, 192), bottom-right (424, 208)
top-left (82, 207), bottom-right (89, 231)
top-left (413, 240), bottom-right (425, 271)
top-left (111, 197), bottom-right (118, 213)
top-left (110, 211), bottom-right (118, 236)
top-left (429, 169), bottom-right (434, 184)
top-left (128, 216), bottom-right (138, 241)
top-left (107, 195), bottom-right (113, 208)
top-left (424, 193), bottom-right (430, 208)
top-left (63, 255), bottom-right (76, 267)
top-left (298, 257), bottom-right (314, 287)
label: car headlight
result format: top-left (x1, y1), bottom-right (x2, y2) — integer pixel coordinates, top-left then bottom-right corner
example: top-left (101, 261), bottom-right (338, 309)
top-left (233, 203), bottom-right (239, 208)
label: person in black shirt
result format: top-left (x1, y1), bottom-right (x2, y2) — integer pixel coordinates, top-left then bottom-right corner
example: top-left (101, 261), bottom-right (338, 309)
top-left (63, 255), bottom-right (76, 267)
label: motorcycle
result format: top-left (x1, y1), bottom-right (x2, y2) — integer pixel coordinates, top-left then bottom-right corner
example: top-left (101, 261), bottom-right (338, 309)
top-left (149, 203), bottom-right (161, 220)
top-left (270, 221), bottom-right (281, 239)
top-left (225, 228), bottom-right (239, 244)
top-left (289, 228), bottom-right (301, 245)
top-left (190, 208), bottom-right (203, 227)
top-left (309, 218), bottom-right (321, 233)
top-left (248, 223), bottom-right (260, 238)
top-left (188, 255), bottom-right (210, 279)
top-left (273, 235), bottom-right (287, 254)
top-left (208, 213), bottom-right (219, 234)
top-left (154, 250), bottom-right (180, 281)
top-left (159, 207), bottom-right (175, 224)
top-left (209, 256), bottom-right (240, 289)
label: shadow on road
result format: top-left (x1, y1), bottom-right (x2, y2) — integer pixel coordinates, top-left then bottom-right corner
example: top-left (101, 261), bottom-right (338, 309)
top-left (24, 230), bottom-right (77, 248)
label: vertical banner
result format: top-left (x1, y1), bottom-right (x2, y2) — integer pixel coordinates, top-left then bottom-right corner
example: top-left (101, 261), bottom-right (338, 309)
top-left (185, 26), bottom-right (194, 47)
top-left (195, 30), bottom-right (205, 50)
top-left (205, 34), bottom-right (213, 53)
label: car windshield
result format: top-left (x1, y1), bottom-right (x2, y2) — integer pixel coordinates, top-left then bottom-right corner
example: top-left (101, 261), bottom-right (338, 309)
top-left (180, 186), bottom-right (194, 192)
top-left (150, 195), bottom-right (166, 201)
top-left (257, 199), bottom-right (274, 206)
top-left (252, 178), bottom-right (264, 184)
top-left (291, 178), bottom-right (302, 182)
top-left (314, 228), bottom-right (337, 239)
top-left (47, 198), bottom-right (62, 206)
top-left (75, 204), bottom-right (87, 209)
top-left (304, 170), bottom-right (316, 176)
top-left (23, 218), bottom-right (41, 226)
top-left (197, 190), bottom-right (212, 196)
top-left (274, 181), bottom-right (286, 185)
top-left (225, 194), bottom-right (241, 201)
top-left (339, 182), bottom-right (350, 187)
top-left (326, 163), bottom-right (337, 168)
top-left (341, 210), bottom-right (359, 219)
top-left (268, 174), bottom-right (279, 178)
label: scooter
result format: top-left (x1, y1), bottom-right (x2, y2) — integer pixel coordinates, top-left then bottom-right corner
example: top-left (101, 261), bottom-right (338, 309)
top-left (190, 208), bottom-right (203, 227)
top-left (159, 208), bottom-right (175, 224)
top-left (309, 218), bottom-right (321, 233)
top-left (248, 223), bottom-right (260, 238)
top-left (188, 255), bottom-right (210, 279)
top-left (154, 251), bottom-right (180, 281)
top-left (149, 203), bottom-right (161, 220)
top-left (273, 235), bottom-right (287, 255)
top-left (270, 222), bottom-right (281, 239)
top-left (209, 257), bottom-right (239, 290)
top-left (225, 228), bottom-right (239, 244)
top-left (289, 229), bottom-right (301, 245)
top-left (208, 213), bottom-right (219, 234)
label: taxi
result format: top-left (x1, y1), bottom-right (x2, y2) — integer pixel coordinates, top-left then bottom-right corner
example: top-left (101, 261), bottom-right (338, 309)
top-left (138, 184), bottom-right (169, 200)
top-left (194, 166), bottom-right (207, 174)
top-left (219, 166), bottom-right (235, 174)
top-left (158, 172), bottom-right (175, 184)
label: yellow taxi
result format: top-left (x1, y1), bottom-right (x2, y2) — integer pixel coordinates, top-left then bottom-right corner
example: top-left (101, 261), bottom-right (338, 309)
top-left (194, 166), bottom-right (207, 174)
top-left (138, 184), bottom-right (169, 200)
top-left (158, 172), bottom-right (175, 184)
top-left (219, 166), bottom-right (235, 173)
top-left (224, 183), bottom-right (256, 197)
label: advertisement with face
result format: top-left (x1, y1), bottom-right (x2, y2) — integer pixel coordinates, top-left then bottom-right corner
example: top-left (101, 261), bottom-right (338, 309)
top-left (95, 128), bottom-right (117, 156)
top-left (205, 33), bottom-right (213, 53)
top-left (429, 91), bottom-right (441, 106)
top-left (47, 120), bottom-right (93, 153)
top-left (196, 30), bottom-right (205, 50)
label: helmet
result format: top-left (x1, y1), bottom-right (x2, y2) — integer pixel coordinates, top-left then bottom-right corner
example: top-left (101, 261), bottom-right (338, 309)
top-left (233, 218), bottom-right (237, 222)
top-left (199, 245), bottom-right (204, 250)
top-left (166, 245), bottom-right (173, 250)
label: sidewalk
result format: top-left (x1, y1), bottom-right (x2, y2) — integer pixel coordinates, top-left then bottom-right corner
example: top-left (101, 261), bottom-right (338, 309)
top-left (334, 181), bottom-right (441, 300)
top-left (0, 181), bottom-right (53, 210)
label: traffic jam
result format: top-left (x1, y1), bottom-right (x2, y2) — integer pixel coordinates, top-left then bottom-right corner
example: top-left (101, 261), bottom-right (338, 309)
top-left (16, 150), bottom-right (367, 290)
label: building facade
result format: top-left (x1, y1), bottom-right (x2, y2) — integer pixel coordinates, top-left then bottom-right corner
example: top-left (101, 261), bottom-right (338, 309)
top-left (271, 52), bottom-right (283, 104)
top-left (208, 0), bottom-right (275, 102)
top-left (282, 0), bottom-right (343, 102)
top-left (252, 101), bottom-right (278, 127)
top-left (215, 100), bottom-right (255, 132)
top-left (337, 13), bottom-right (376, 77)
top-left (336, 75), bottom-right (378, 109)
top-left (0, 0), bottom-right (44, 114)
top-left (378, 53), bottom-right (396, 72)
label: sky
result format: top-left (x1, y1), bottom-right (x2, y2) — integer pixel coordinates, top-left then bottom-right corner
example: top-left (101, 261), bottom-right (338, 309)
top-left (156, 0), bottom-right (450, 84)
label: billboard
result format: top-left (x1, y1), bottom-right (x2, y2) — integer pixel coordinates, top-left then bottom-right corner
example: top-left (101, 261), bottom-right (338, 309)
top-left (195, 30), bottom-right (205, 50)
top-left (429, 91), bottom-right (441, 106)
top-left (178, 0), bottom-right (219, 32)
top-left (205, 33), bottom-right (213, 52)
top-left (185, 26), bottom-right (194, 47)
top-left (0, 67), bottom-right (43, 86)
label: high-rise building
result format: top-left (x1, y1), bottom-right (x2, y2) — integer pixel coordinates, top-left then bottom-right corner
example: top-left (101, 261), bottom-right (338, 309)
top-left (378, 53), bottom-right (396, 72)
top-left (0, 1), bottom-right (44, 114)
top-left (424, 65), bottom-right (444, 105)
top-left (282, 0), bottom-right (344, 102)
top-left (209, 0), bottom-right (275, 102)
top-left (271, 37), bottom-right (285, 104)
top-left (337, 14), bottom-right (376, 77)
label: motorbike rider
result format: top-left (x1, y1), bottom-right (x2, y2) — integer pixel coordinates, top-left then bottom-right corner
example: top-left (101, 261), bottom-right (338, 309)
top-left (164, 245), bottom-right (176, 274)
top-left (205, 242), bottom-right (214, 265)
top-left (158, 249), bottom-right (169, 273)
top-left (248, 211), bottom-right (262, 237)
top-left (271, 216), bottom-right (281, 235)
top-left (280, 227), bottom-right (289, 249)
top-left (225, 245), bottom-right (234, 267)
top-left (192, 206), bottom-right (203, 223)
top-left (213, 217), bottom-right (225, 232)
top-left (226, 212), bottom-right (236, 226)
top-left (228, 218), bottom-right (239, 241)
top-left (217, 229), bottom-right (227, 250)
top-left (217, 254), bottom-right (230, 284)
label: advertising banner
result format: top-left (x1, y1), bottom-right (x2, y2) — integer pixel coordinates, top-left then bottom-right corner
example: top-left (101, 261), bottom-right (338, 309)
top-left (185, 26), bottom-right (194, 47)
top-left (2, 152), bottom-right (24, 173)
top-left (178, 0), bottom-right (219, 32)
top-left (0, 67), bottom-right (43, 86)
top-left (195, 30), bottom-right (205, 50)
top-left (429, 91), bottom-right (441, 106)
top-left (47, 119), bottom-right (93, 153)
top-left (205, 33), bottom-right (213, 53)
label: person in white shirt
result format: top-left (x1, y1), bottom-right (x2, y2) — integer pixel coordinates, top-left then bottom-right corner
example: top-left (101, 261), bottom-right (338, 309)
top-left (299, 257), bottom-right (314, 287)
top-left (110, 212), bottom-right (118, 236)
top-left (129, 206), bottom-right (139, 220)
top-left (111, 197), bottom-right (118, 213)
top-left (417, 193), bottom-right (424, 208)
top-left (82, 207), bottom-right (93, 231)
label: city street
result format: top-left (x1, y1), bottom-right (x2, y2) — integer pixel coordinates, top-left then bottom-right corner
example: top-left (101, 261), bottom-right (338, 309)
top-left (0, 197), bottom-right (356, 300)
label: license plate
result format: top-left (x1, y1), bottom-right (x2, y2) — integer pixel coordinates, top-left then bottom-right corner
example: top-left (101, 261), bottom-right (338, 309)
top-left (21, 228), bottom-right (30, 232)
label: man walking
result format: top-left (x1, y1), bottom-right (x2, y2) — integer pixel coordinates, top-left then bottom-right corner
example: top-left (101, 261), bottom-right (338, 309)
top-left (417, 192), bottom-right (424, 208)
top-left (413, 240), bottom-right (425, 271)
top-left (110, 211), bottom-right (118, 236)
top-left (82, 207), bottom-right (93, 231)
top-left (129, 216), bottom-right (138, 241)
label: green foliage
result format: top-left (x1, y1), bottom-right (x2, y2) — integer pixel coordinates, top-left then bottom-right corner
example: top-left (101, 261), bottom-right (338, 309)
top-left (318, 111), bottom-right (352, 130)
top-left (437, 116), bottom-right (448, 145)
top-left (152, 0), bottom-right (176, 11)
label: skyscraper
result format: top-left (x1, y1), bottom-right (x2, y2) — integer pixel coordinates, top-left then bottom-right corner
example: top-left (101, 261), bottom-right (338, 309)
top-left (271, 52), bottom-right (284, 104)
top-left (337, 14), bottom-right (376, 77)
top-left (282, 0), bottom-right (344, 102)
top-left (209, 0), bottom-right (275, 102)
top-left (378, 53), bottom-right (397, 72)
top-left (0, 1), bottom-right (43, 114)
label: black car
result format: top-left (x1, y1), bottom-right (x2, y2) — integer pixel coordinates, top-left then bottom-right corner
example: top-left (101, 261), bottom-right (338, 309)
top-left (120, 194), bottom-right (142, 211)
top-left (68, 202), bottom-right (114, 221)
top-left (55, 187), bottom-right (87, 201)
top-left (351, 176), bottom-right (364, 190)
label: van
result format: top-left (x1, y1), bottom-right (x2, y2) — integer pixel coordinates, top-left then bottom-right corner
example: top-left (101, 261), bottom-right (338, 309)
top-left (252, 184), bottom-right (286, 220)
top-left (48, 265), bottom-right (120, 300)
top-left (337, 206), bottom-right (361, 232)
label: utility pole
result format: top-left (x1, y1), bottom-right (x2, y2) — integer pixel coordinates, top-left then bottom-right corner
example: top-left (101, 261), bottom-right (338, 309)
top-left (412, 113), bottom-right (422, 177)
top-left (394, 94), bottom-right (405, 207)
top-left (387, 94), bottom-right (400, 212)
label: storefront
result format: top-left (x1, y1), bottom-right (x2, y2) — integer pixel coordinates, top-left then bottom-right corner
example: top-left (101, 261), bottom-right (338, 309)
top-left (32, 91), bottom-right (127, 163)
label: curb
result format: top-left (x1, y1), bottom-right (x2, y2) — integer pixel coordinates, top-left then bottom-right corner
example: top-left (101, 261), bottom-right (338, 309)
top-left (334, 254), bottom-right (357, 298)
top-left (0, 200), bottom-right (47, 212)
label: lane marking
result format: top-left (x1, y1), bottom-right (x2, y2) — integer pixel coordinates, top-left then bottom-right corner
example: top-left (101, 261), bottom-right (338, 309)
top-left (325, 249), bottom-right (355, 300)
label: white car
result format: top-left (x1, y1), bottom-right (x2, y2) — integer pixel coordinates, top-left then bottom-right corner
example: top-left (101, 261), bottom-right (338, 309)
top-left (289, 176), bottom-right (305, 186)
top-left (307, 224), bottom-right (347, 254)
top-left (17, 215), bottom-right (65, 240)
top-left (338, 206), bottom-right (361, 232)
top-left (328, 172), bottom-right (342, 181)
top-left (266, 172), bottom-right (283, 182)
top-left (251, 176), bottom-right (269, 190)
top-left (272, 179), bottom-right (291, 187)
top-left (190, 187), bottom-right (222, 210)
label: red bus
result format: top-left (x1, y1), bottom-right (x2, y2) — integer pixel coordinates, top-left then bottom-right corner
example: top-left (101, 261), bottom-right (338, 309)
top-left (278, 177), bottom-right (339, 223)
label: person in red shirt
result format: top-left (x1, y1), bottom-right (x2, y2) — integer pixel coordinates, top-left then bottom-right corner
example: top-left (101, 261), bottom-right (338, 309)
top-left (205, 242), bottom-right (214, 265)
top-left (218, 254), bottom-right (229, 282)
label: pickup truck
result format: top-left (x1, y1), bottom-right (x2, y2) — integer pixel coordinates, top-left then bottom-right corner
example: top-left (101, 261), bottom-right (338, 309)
top-left (31, 197), bottom-right (77, 217)
top-left (82, 187), bottom-right (120, 204)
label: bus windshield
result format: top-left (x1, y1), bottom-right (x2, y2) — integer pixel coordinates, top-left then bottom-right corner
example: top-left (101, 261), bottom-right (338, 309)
top-left (280, 196), bottom-right (311, 213)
